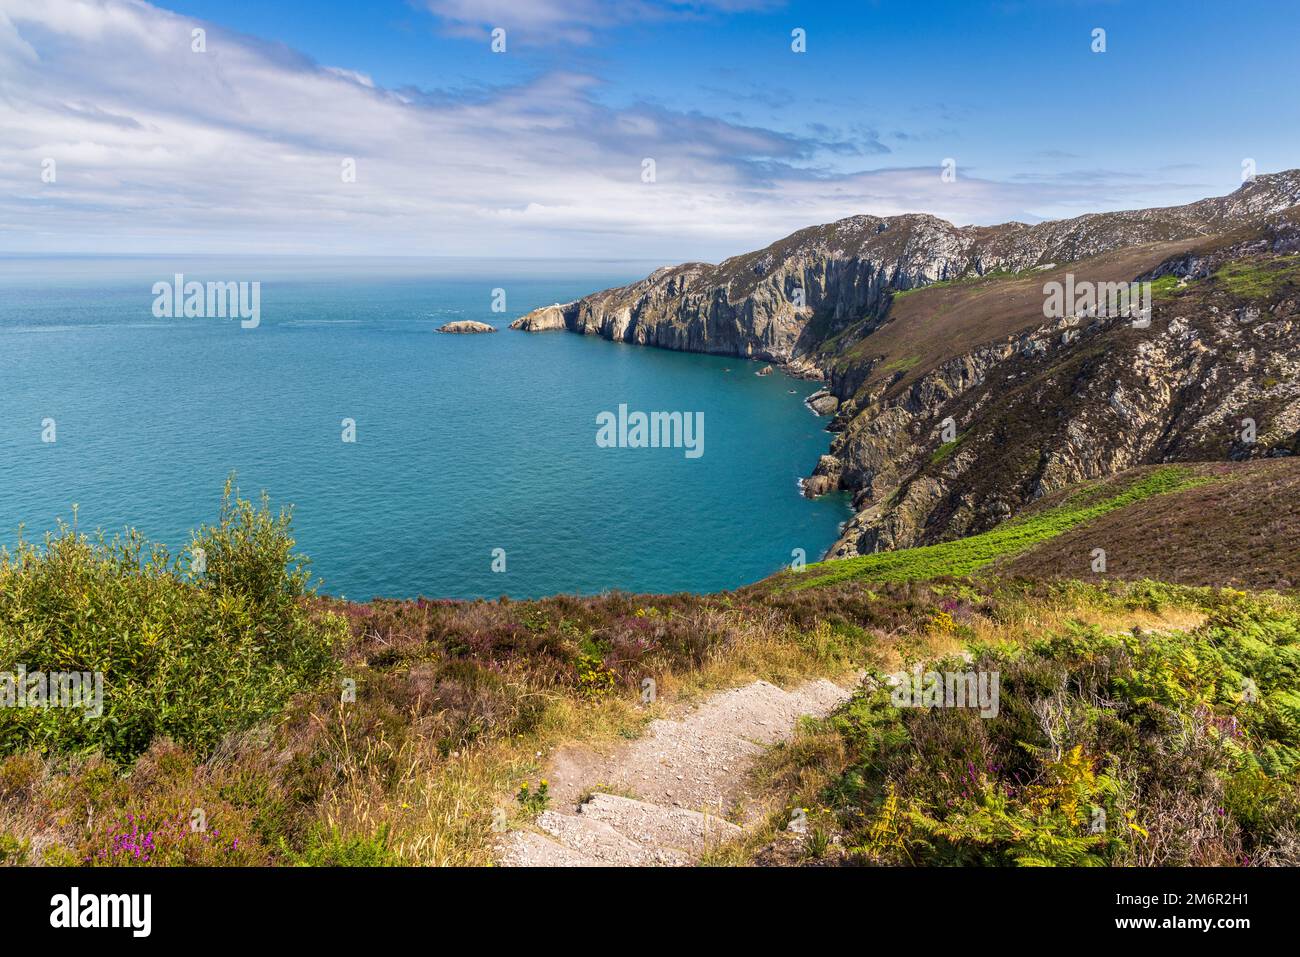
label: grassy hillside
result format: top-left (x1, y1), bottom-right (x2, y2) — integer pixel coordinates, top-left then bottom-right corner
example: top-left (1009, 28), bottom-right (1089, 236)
top-left (830, 238), bottom-right (1202, 401)
top-left (760, 460), bottom-right (1299, 594)
top-left (2, 473), bottom-right (1296, 867)
top-left (1000, 459), bottom-right (1300, 589)
top-left (764, 466), bottom-right (1207, 592)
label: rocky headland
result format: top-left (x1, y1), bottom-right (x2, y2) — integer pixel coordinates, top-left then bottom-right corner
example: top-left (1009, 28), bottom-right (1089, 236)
top-left (511, 172), bottom-right (1300, 559)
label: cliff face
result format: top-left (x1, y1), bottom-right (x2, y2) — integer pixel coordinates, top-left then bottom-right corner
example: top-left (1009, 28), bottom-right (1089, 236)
top-left (512, 172), bottom-right (1300, 557)
top-left (512, 172), bottom-right (1300, 361)
top-left (824, 236), bottom-right (1300, 555)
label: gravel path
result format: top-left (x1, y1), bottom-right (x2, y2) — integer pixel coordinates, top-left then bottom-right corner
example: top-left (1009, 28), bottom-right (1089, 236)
top-left (497, 677), bottom-right (855, 866)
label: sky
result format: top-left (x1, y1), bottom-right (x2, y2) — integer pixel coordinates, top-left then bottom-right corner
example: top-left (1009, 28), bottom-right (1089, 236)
top-left (1, 0), bottom-right (1297, 260)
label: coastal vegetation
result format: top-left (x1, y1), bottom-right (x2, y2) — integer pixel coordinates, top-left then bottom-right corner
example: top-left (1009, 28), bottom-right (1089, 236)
top-left (0, 480), bottom-right (341, 762)
top-left (741, 586), bottom-right (1300, 866)
top-left (774, 466), bottom-right (1204, 591)
top-left (1212, 253), bottom-right (1300, 301)
top-left (1, 465), bottom-right (1296, 867)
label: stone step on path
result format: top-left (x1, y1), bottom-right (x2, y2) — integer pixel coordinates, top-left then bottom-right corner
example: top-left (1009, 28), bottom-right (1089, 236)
top-left (576, 793), bottom-right (741, 858)
top-left (501, 798), bottom-right (732, 867)
top-left (496, 677), bottom-right (855, 867)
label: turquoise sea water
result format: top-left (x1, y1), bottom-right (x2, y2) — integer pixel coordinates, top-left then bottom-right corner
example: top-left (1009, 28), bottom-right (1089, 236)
top-left (0, 257), bottom-right (850, 600)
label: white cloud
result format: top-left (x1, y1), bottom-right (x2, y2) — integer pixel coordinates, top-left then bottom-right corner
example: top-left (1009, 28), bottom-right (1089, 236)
top-left (0, 0), bottom-right (1202, 260)
top-left (421, 0), bottom-right (785, 44)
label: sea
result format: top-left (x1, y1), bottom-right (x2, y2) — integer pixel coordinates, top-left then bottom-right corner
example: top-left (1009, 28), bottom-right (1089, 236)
top-left (0, 256), bottom-right (850, 600)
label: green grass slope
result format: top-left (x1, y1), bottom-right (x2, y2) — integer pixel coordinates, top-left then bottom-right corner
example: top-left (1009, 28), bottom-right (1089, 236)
top-left (766, 466), bottom-right (1209, 592)
top-left (759, 460), bottom-right (1299, 594)
top-left (1000, 458), bottom-right (1300, 589)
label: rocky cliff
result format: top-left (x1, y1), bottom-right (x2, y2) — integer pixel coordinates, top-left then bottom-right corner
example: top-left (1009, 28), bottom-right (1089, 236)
top-left (512, 172), bottom-right (1300, 558)
top-left (512, 172), bottom-right (1300, 359)
top-left (820, 217), bottom-right (1300, 556)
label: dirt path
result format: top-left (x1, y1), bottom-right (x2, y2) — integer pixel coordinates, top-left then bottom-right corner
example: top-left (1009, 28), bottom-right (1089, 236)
top-left (497, 677), bottom-right (855, 866)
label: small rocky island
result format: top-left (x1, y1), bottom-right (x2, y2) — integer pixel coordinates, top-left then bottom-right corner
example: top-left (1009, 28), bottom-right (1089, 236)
top-left (437, 320), bottom-right (497, 334)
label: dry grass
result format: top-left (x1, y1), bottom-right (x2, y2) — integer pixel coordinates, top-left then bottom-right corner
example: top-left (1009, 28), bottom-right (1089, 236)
top-left (838, 239), bottom-right (1202, 400)
top-left (1001, 459), bottom-right (1300, 590)
top-left (316, 609), bottom-right (869, 865)
top-left (1, 570), bottom-right (1229, 867)
top-left (2, 593), bottom-right (874, 867)
top-left (691, 585), bottom-right (1216, 867)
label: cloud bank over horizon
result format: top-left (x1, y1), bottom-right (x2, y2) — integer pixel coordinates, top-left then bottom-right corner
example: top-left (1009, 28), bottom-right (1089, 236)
top-left (0, 0), bottom-right (1286, 260)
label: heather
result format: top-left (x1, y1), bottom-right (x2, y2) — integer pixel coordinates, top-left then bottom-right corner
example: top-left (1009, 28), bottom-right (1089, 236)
top-left (750, 588), bottom-right (1300, 866)
top-left (1, 478), bottom-right (1297, 868)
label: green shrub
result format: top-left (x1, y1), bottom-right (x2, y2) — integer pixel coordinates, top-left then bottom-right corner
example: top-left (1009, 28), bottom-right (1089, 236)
top-left (0, 479), bottom-right (343, 762)
top-left (289, 824), bottom-right (396, 867)
top-left (823, 591), bottom-right (1300, 865)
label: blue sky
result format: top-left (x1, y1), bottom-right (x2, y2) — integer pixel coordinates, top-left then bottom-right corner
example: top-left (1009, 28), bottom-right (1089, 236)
top-left (2, 0), bottom-right (1297, 259)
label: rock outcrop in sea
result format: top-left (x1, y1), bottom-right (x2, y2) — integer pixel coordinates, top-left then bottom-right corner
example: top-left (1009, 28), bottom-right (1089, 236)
top-left (438, 320), bottom-right (497, 334)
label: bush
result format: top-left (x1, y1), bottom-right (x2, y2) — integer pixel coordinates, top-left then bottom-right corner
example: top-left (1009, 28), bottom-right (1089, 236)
top-left (824, 591), bottom-right (1300, 866)
top-left (289, 825), bottom-right (396, 867)
top-left (0, 478), bottom-right (343, 762)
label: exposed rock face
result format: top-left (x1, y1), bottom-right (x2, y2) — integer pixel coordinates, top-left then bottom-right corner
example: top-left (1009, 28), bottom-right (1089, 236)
top-left (510, 172), bottom-right (1300, 366)
top-left (511, 172), bottom-right (1300, 558)
top-left (438, 320), bottom-right (497, 334)
top-left (821, 217), bottom-right (1300, 557)
top-left (805, 388), bottom-right (839, 416)
top-left (801, 455), bottom-right (843, 498)
top-left (508, 305), bottom-right (566, 331)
